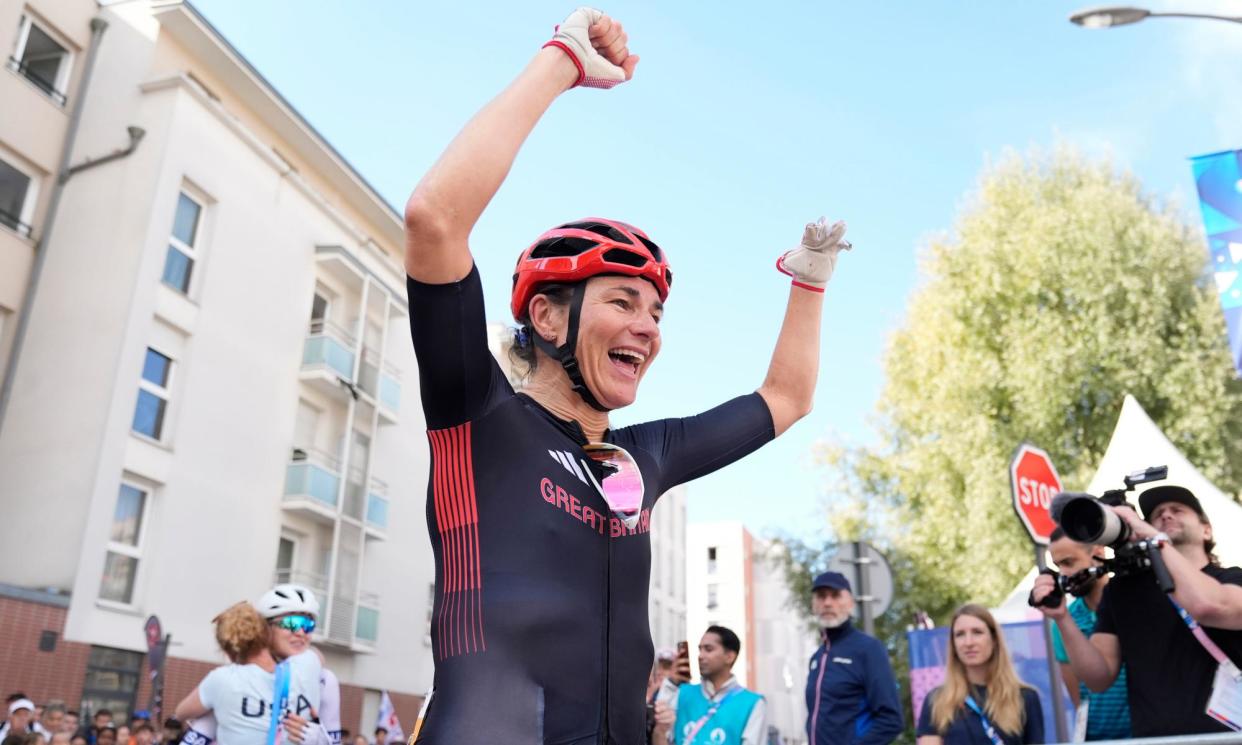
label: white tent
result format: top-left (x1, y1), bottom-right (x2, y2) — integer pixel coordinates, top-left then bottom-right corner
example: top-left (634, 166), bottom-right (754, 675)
top-left (995, 394), bottom-right (1242, 622)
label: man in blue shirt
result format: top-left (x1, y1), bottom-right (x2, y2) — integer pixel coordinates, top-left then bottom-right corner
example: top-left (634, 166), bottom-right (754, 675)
top-left (1047, 528), bottom-right (1131, 740)
top-left (805, 572), bottom-right (903, 745)
top-left (653, 626), bottom-right (767, 744)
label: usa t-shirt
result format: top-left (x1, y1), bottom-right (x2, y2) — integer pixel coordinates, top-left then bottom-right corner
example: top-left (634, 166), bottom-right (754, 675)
top-left (197, 652), bottom-right (322, 743)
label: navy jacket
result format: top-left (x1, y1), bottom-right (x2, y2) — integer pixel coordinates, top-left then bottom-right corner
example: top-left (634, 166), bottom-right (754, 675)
top-left (805, 620), bottom-right (904, 745)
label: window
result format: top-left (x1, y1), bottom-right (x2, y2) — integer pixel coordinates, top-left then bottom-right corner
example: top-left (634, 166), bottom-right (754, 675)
top-left (160, 192), bottom-right (202, 294)
top-left (0, 157), bottom-right (35, 237)
top-left (706, 583), bottom-right (718, 610)
top-left (309, 289), bottom-right (330, 333)
top-left (707, 546), bottom-right (717, 574)
top-left (8, 16), bottom-right (71, 105)
top-left (79, 646), bottom-right (141, 722)
top-left (132, 347), bottom-right (172, 440)
top-left (276, 537), bottom-right (296, 575)
top-left (98, 482), bottom-right (147, 604)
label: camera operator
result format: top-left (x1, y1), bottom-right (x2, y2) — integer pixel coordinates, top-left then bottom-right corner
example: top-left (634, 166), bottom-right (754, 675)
top-left (1032, 485), bottom-right (1242, 736)
top-left (1046, 528), bottom-right (1130, 740)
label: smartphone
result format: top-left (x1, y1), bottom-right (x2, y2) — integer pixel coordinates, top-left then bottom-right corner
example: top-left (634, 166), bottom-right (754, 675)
top-left (674, 640), bottom-right (691, 682)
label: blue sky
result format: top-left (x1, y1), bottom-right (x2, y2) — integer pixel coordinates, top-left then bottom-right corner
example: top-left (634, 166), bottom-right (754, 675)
top-left (192, 0), bottom-right (1242, 541)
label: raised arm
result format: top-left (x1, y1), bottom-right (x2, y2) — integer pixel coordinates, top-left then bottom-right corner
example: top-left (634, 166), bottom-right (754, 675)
top-left (759, 218), bottom-right (851, 435)
top-left (403, 9), bottom-right (638, 283)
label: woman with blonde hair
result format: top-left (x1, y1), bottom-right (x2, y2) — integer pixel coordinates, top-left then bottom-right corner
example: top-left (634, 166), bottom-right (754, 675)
top-left (175, 602), bottom-right (326, 744)
top-left (917, 605), bottom-right (1044, 745)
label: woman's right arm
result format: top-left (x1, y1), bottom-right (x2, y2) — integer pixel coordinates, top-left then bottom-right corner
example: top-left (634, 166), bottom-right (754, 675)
top-left (174, 686), bottom-right (208, 721)
top-left (404, 10), bottom-right (636, 283)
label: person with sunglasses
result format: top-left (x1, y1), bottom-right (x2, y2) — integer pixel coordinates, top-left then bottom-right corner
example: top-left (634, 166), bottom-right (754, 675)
top-left (257, 586), bottom-right (342, 740)
top-left (174, 601), bottom-right (329, 744)
top-left (402, 8), bottom-right (850, 744)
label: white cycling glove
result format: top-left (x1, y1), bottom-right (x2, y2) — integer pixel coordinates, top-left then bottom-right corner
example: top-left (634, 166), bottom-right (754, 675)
top-left (543, 7), bottom-right (628, 89)
top-left (775, 217), bottom-right (852, 292)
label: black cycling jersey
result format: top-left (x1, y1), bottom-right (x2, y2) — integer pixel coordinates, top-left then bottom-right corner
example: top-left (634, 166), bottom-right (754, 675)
top-left (407, 265), bottom-right (774, 744)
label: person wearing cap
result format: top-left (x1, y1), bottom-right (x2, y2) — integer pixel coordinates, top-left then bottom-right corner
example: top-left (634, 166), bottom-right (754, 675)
top-left (804, 572), bottom-right (903, 745)
top-left (1032, 484), bottom-right (1242, 736)
top-left (0, 696), bottom-right (44, 739)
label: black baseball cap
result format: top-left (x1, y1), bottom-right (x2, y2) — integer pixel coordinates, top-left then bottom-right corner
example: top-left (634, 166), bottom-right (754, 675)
top-left (1138, 485), bottom-right (1208, 523)
top-left (811, 571), bottom-right (851, 593)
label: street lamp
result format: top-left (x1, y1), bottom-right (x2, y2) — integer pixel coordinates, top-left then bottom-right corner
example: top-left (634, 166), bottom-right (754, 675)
top-left (1069, 5), bottom-right (1242, 28)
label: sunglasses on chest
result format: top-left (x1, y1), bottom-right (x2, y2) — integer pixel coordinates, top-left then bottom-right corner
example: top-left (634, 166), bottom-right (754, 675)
top-left (581, 442), bottom-right (645, 530)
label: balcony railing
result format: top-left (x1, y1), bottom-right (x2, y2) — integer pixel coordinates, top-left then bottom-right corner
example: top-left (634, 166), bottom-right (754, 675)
top-left (302, 320), bottom-right (355, 381)
top-left (0, 207), bottom-right (32, 238)
top-left (272, 570), bottom-right (328, 603)
top-left (359, 350), bottom-right (401, 413)
top-left (284, 447), bottom-right (341, 509)
top-left (366, 478), bottom-right (389, 530)
top-left (7, 56), bottom-right (67, 105)
top-left (356, 591), bottom-right (380, 645)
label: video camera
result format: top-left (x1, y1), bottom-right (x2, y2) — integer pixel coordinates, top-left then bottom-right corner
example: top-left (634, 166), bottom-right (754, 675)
top-left (1028, 466), bottom-right (1175, 609)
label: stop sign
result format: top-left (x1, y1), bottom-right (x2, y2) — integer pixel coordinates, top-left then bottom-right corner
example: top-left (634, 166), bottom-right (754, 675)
top-left (1009, 443), bottom-right (1063, 545)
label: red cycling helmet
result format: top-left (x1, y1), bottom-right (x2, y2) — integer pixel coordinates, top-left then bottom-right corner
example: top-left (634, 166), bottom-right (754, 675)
top-left (510, 218), bottom-right (672, 321)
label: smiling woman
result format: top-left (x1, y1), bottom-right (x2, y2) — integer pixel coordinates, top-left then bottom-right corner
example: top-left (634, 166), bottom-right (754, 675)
top-left (400, 7), bottom-right (853, 744)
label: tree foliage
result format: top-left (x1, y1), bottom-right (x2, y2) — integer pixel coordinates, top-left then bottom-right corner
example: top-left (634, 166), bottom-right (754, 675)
top-left (824, 146), bottom-right (1242, 622)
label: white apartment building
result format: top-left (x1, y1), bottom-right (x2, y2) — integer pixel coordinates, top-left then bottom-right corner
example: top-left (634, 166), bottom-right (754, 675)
top-left (0, 0), bottom-right (432, 728)
top-left (688, 521), bottom-right (818, 745)
top-left (488, 322), bottom-right (688, 653)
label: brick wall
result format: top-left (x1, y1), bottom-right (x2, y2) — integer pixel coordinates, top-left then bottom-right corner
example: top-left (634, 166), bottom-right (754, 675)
top-left (0, 595), bottom-right (91, 707)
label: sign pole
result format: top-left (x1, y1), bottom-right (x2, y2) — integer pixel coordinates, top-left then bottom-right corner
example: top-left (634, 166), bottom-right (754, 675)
top-left (853, 541), bottom-right (874, 635)
top-left (1008, 443), bottom-right (1068, 744)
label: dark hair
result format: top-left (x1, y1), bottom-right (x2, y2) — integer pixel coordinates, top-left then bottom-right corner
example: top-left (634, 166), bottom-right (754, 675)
top-left (95, 710), bottom-right (113, 719)
top-left (508, 282), bottom-right (578, 376)
top-left (705, 625), bottom-right (741, 655)
top-left (5, 693), bottom-right (28, 704)
top-left (1049, 527), bottom-right (1065, 542)
top-left (135, 724), bottom-right (154, 735)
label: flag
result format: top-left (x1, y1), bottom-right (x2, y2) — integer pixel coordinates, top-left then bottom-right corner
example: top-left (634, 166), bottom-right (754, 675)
top-left (1191, 149), bottom-right (1242, 375)
top-left (376, 691), bottom-right (404, 744)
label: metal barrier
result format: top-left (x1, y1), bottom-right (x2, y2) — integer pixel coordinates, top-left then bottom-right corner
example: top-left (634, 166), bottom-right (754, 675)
top-left (1054, 733), bottom-right (1242, 745)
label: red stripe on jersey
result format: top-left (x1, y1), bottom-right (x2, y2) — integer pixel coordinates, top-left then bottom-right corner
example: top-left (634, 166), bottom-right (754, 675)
top-left (428, 423), bottom-right (484, 660)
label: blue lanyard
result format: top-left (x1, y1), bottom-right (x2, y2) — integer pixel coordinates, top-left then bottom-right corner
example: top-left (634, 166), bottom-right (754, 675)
top-left (964, 695), bottom-right (1005, 745)
top-left (683, 685), bottom-right (741, 744)
top-left (267, 659), bottom-right (291, 745)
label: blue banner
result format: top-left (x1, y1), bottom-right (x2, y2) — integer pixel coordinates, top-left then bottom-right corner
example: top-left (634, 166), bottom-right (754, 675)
top-left (907, 621), bottom-right (1072, 739)
top-left (1191, 149), bottom-right (1242, 375)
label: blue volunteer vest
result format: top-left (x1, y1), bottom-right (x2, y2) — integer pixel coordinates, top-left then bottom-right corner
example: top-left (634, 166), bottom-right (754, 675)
top-left (675, 682), bottom-right (762, 745)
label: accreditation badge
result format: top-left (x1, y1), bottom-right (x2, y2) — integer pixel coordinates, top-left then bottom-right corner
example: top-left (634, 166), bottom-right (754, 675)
top-left (1207, 660), bottom-right (1242, 732)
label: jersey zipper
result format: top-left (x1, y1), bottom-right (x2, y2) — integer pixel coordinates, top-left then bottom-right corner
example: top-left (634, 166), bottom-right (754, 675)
top-left (809, 638), bottom-right (830, 744)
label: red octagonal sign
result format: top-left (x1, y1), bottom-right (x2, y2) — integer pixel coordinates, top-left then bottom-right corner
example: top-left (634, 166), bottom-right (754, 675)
top-left (1009, 443), bottom-right (1063, 546)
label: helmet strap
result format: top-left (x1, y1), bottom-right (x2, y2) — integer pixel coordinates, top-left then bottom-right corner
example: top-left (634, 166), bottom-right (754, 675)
top-left (531, 282), bottom-right (610, 412)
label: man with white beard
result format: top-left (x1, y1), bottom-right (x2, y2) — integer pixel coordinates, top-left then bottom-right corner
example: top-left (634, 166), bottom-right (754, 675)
top-left (805, 572), bottom-right (903, 745)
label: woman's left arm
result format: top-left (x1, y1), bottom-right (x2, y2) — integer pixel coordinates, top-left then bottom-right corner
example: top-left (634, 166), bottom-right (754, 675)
top-left (758, 218), bottom-right (851, 436)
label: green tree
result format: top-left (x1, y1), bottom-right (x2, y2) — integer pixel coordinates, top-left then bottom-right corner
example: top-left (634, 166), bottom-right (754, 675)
top-left (826, 146), bottom-right (1242, 622)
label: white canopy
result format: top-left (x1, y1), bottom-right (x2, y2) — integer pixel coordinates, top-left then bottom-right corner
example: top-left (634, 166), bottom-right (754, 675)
top-left (995, 394), bottom-right (1242, 622)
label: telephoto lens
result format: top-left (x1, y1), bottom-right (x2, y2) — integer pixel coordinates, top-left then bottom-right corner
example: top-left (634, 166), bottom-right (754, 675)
top-left (1057, 492), bottom-right (1131, 546)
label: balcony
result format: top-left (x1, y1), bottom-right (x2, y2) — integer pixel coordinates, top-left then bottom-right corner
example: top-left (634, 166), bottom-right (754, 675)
top-left (323, 589), bottom-right (381, 653)
top-left (358, 352), bottom-right (401, 423)
top-left (282, 448), bottom-right (341, 522)
top-left (355, 591), bottom-right (380, 648)
top-left (300, 320), bottom-right (356, 399)
top-left (365, 479), bottom-right (389, 535)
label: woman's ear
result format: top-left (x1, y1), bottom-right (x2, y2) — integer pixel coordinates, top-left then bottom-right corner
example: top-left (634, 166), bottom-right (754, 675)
top-left (527, 294), bottom-right (564, 345)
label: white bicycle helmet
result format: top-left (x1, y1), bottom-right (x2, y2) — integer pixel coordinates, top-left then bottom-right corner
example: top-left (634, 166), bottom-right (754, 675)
top-left (258, 583), bottom-right (321, 619)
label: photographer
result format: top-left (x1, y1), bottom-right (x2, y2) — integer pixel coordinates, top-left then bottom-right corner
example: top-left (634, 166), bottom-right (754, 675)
top-left (1032, 485), bottom-right (1242, 736)
top-left (1045, 528), bottom-right (1130, 740)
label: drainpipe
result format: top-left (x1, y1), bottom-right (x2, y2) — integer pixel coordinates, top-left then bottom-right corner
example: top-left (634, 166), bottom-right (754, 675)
top-left (0, 17), bottom-right (147, 435)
